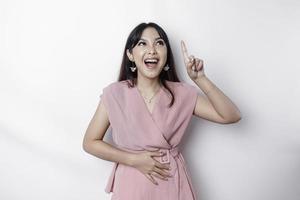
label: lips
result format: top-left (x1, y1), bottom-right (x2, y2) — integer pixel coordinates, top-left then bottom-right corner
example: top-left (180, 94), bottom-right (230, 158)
top-left (144, 58), bottom-right (159, 68)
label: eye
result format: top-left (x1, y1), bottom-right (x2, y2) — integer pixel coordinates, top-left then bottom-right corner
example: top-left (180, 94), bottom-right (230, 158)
top-left (157, 40), bottom-right (165, 46)
top-left (138, 41), bottom-right (146, 46)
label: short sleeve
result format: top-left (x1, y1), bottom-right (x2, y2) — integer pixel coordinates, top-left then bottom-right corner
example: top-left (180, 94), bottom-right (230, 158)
top-left (99, 86), bottom-right (110, 120)
top-left (189, 85), bottom-right (199, 113)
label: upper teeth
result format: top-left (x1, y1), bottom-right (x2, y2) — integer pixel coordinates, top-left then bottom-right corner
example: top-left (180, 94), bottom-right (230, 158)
top-left (145, 59), bottom-right (158, 63)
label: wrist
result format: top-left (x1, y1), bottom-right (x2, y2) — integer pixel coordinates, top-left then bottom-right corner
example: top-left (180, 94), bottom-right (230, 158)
top-left (194, 75), bottom-right (207, 83)
top-left (126, 152), bottom-right (137, 167)
top-left (193, 75), bottom-right (217, 95)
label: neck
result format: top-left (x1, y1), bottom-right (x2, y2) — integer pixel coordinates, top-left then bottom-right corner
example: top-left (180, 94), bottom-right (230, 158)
top-left (135, 76), bottom-right (161, 93)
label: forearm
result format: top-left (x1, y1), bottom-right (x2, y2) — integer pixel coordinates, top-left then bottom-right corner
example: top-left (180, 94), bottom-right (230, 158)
top-left (194, 75), bottom-right (241, 121)
top-left (83, 139), bottom-right (135, 166)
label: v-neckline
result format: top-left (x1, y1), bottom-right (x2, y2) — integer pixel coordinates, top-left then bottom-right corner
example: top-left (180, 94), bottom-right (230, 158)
top-left (135, 85), bottom-right (163, 116)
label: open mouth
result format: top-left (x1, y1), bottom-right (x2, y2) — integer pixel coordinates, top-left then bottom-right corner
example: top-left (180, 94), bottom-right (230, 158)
top-left (144, 58), bottom-right (159, 68)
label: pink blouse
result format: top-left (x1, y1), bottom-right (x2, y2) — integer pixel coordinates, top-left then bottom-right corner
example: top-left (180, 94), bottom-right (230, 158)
top-left (100, 80), bottom-right (199, 200)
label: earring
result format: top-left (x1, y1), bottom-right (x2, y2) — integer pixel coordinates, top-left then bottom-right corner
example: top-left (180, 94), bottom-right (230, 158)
top-left (163, 64), bottom-right (169, 71)
top-left (130, 62), bottom-right (136, 72)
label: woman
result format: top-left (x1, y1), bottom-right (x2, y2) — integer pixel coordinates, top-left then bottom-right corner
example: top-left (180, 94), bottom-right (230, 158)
top-left (82, 22), bottom-right (241, 200)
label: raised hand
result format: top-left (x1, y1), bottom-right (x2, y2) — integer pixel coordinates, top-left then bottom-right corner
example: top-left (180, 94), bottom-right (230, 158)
top-left (181, 40), bottom-right (205, 81)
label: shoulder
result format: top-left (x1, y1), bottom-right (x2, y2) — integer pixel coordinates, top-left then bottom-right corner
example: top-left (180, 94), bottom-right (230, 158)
top-left (103, 80), bottom-right (128, 91)
top-left (102, 80), bottom-right (132, 98)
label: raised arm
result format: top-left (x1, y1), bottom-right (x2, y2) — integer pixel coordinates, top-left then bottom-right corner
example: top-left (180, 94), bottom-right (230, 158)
top-left (181, 40), bottom-right (241, 124)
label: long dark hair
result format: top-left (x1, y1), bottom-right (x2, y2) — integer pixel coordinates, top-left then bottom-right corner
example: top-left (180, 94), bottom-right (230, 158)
top-left (117, 22), bottom-right (181, 107)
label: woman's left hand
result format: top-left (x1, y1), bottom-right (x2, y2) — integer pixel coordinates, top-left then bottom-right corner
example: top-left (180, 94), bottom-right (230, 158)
top-left (181, 40), bottom-right (205, 81)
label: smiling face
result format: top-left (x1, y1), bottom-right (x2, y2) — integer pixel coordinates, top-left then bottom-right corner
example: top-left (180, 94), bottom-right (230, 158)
top-left (126, 27), bottom-right (168, 80)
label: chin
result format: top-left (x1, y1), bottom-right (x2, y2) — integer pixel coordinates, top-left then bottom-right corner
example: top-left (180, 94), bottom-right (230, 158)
top-left (142, 71), bottom-right (160, 79)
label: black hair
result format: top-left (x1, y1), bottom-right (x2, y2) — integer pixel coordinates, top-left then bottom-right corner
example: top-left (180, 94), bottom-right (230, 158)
top-left (117, 22), bottom-right (181, 107)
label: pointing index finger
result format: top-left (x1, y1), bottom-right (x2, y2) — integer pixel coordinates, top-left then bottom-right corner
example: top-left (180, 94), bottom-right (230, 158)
top-left (181, 40), bottom-right (189, 62)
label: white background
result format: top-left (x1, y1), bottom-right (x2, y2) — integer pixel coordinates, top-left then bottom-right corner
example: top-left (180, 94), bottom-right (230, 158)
top-left (1, 0), bottom-right (299, 200)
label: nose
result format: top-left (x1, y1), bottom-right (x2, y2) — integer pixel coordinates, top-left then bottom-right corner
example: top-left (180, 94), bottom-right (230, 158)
top-left (147, 45), bottom-right (157, 54)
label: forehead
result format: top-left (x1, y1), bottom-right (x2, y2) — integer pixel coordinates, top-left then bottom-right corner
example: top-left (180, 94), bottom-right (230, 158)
top-left (140, 27), bottom-right (160, 40)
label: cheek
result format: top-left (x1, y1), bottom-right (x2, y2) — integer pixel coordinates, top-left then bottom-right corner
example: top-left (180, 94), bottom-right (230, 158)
top-left (132, 48), bottom-right (146, 58)
top-left (158, 48), bottom-right (168, 60)
top-left (132, 50), bottom-right (145, 61)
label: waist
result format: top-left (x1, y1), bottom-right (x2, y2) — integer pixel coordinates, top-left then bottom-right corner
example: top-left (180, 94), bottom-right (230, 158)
top-left (117, 146), bottom-right (180, 164)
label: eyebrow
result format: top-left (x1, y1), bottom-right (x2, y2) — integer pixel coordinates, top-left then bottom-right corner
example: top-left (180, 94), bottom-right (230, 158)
top-left (139, 37), bottom-right (163, 41)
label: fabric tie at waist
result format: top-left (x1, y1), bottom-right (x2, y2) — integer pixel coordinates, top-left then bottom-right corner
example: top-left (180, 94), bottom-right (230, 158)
top-left (121, 146), bottom-right (180, 164)
top-left (157, 146), bottom-right (180, 163)
top-left (104, 146), bottom-right (181, 193)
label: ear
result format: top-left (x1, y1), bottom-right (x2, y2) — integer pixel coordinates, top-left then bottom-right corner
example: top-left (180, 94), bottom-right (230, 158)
top-left (126, 49), bottom-right (134, 62)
